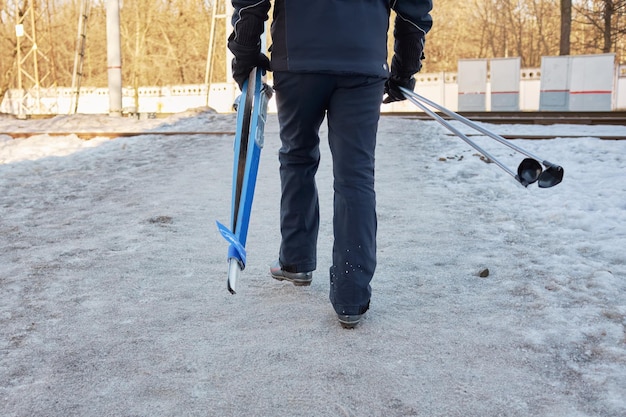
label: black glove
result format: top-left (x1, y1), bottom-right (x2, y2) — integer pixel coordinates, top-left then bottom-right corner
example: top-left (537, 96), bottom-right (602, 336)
top-left (229, 42), bottom-right (270, 91)
top-left (383, 75), bottom-right (416, 104)
top-left (383, 27), bottom-right (425, 104)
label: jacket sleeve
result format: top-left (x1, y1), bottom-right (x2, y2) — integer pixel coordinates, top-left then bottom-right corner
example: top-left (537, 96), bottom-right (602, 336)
top-left (390, 0), bottom-right (434, 78)
top-left (228, 0), bottom-right (271, 51)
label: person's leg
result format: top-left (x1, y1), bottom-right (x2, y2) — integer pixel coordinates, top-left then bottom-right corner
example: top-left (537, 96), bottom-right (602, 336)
top-left (272, 72), bottom-right (334, 273)
top-left (326, 75), bottom-right (386, 317)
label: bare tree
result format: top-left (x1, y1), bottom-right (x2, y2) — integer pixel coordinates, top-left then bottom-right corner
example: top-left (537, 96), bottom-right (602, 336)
top-left (0, 2), bottom-right (18, 101)
top-left (0, 0), bottom-right (622, 92)
top-left (425, 0), bottom-right (474, 71)
top-left (574, 0), bottom-right (626, 54)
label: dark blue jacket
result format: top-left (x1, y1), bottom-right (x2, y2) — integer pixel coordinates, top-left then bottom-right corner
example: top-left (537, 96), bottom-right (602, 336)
top-left (229, 0), bottom-right (433, 79)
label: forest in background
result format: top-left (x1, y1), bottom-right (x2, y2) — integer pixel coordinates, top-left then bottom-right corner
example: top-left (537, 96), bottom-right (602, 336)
top-left (1, 0), bottom-right (625, 97)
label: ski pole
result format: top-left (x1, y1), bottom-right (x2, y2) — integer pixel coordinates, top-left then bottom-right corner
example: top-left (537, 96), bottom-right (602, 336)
top-left (400, 87), bottom-right (564, 188)
top-left (399, 87), bottom-right (542, 187)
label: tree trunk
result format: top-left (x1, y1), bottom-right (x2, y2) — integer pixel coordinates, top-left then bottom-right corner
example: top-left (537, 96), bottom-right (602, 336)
top-left (603, 0), bottom-right (614, 53)
top-left (560, 0), bottom-right (572, 55)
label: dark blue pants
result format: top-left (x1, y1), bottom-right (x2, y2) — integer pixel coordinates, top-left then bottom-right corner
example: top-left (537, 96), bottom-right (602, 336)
top-left (273, 72), bottom-right (385, 316)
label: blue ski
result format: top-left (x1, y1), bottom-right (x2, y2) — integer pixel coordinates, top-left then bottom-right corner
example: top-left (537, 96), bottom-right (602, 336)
top-left (216, 68), bottom-right (273, 294)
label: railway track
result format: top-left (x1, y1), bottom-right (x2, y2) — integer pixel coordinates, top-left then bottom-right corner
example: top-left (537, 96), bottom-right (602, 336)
top-left (398, 110), bottom-right (626, 126)
top-left (1, 131), bottom-right (235, 140)
top-left (2, 111), bottom-right (624, 140)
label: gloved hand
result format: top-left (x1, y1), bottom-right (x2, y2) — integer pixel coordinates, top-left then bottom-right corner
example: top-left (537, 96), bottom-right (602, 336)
top-left (230, 43), bottom-right (270, 91)
top-left (383, 75), bottom-right (416, 103)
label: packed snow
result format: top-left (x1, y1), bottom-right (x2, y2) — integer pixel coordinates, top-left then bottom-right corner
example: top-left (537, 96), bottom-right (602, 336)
top-left (1, 107), bottom-right (625, 416)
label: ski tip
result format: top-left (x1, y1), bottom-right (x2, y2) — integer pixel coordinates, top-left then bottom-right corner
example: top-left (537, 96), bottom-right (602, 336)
top-left (227, 258), bottom-right (240, 295)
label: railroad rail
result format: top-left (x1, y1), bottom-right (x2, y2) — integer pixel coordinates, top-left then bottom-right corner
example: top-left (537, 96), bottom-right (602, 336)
top-left (4, 129), bottom-right (623, 141)
top-left (2, 111), bottom-right (624, 140)
top-left (1, 131), bottom-right (235, 140)
top-left (447, 133), bottom-right (626, 140)
top-left (398, 110), bottom-right (626, 126)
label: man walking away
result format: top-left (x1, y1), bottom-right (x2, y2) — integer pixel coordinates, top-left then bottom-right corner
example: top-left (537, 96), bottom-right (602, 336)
top-left (228, 0), bottom-right (433, 328)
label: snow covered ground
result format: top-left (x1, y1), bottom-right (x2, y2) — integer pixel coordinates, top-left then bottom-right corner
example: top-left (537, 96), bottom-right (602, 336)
top-left (1, 109), bottom-right (625, 416)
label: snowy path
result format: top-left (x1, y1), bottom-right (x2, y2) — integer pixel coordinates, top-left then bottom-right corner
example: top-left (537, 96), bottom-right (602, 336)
top-left (1, 112), bottom-right (625, 416)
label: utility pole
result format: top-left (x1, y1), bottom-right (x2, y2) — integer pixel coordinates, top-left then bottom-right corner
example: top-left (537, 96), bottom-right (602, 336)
top-left (14, 0), bottom-right (53, 118)
top-left (205, 0), bottom-right (234, 106)
top-left (70, 0), bottom-right (91, 114)
top-left (106, 0), bottom-right (123, 116)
